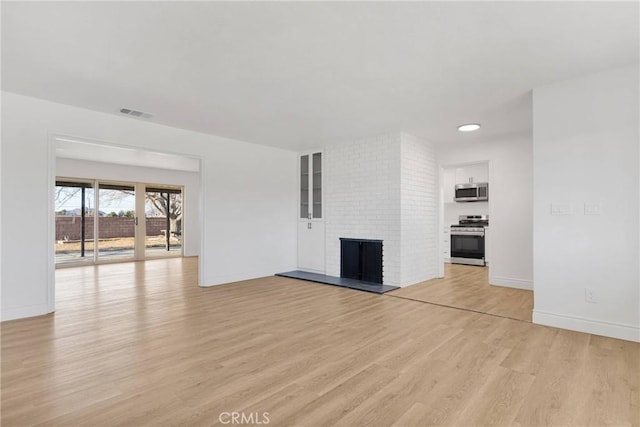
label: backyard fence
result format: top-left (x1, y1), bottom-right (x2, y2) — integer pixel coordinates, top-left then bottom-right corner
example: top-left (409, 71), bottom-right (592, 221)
top-left (55, 217), bottom-right (171, 241)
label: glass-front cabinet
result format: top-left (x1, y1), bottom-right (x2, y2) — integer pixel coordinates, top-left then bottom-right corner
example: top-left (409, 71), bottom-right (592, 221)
top-left (298, 151), bottom-right (325, 273)
top-left (300, 152), bottom-right (322, 220)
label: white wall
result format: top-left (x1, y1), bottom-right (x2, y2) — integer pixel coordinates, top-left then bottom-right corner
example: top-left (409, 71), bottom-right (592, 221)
top-left (400, 132), bottom-right (439, 285)
top-left (324, 133), bottom-right (402, 285)
top-left (0, 92), bottom-right (3, 315)
top-left (56, 158), bottom-right (201, 256)
top-left (444, 202), bottom-right (489, 227)
top-left (533, 65), bottom-right (639, 342)
top-left (1, 92), bottom-right (298, 321)
top-left (438, 132), bottom-right (533, 290)
top-left (443, 196), bottom-right (489, 227)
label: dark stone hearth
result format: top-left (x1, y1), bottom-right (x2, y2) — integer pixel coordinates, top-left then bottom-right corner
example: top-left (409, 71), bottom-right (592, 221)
top-left (275, 270), bottom-right (398, 294)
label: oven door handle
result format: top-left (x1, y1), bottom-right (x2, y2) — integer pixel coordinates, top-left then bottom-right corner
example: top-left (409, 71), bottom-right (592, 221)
top-left (451, 231), bottom-right (485, 237)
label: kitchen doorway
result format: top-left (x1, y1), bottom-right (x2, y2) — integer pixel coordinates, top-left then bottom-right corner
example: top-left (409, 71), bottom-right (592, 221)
top-left (425, 160), bottom-right (534, 321)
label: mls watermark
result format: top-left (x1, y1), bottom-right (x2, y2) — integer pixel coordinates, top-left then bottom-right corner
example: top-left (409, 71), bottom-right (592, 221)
top-left (218, 411), bottom-right (270, 425)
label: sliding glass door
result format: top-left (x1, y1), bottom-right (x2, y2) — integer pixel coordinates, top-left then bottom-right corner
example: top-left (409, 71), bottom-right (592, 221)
top-left (145, 187), bottom-right (183, 257)
top-left (55, 180), bottom-right (95, 264)
top-left (55, 179), bottom-right (184, 265)
top-left (97, 183), bottom-right (136, 260)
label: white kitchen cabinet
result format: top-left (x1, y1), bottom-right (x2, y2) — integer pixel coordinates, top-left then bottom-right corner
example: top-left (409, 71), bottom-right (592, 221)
top-left (443, 227), bottom-right (451, 262)
top-left (443, 167), bottom-right (456, 203)
top-left (455, 162), bottom-right (488, 184)
top-left (298, 221), bottom-right (325, 272)
top-left (484, 226), bottom-right (490, 266)
top-left (298, 152), bottom-right (325, 272)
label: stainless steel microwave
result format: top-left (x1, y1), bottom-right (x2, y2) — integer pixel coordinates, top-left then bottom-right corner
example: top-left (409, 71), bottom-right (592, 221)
top-left (454, 182), bottom-right (488, 202)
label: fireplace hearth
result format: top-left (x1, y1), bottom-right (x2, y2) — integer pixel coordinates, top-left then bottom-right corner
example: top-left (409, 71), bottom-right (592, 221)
top-left (275, 237), bottom-right (394, 293)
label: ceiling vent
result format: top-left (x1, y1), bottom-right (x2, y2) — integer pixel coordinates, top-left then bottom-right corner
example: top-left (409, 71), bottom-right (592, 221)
top-left (120, 108), bottom-right (153, 119)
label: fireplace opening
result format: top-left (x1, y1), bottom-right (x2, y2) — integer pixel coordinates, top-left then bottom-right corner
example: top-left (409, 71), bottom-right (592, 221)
top-left (340, 238), bottom-right (383, 284)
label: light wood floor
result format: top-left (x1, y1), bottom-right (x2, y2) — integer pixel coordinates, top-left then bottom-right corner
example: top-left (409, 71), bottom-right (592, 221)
top-left (2, 258), bottom-right (638, 426)
top-left (389, 263), bottom-right (534, 322)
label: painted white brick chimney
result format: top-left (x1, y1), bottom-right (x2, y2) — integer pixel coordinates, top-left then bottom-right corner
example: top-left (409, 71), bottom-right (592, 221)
top-left (324, 132), bottom-right (438, 287)
top-left (400, 132), bottom-right (439, 285)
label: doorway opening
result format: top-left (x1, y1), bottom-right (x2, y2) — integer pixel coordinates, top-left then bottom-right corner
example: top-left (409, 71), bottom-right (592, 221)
top-left (390, 161), bottom-right (534, 322)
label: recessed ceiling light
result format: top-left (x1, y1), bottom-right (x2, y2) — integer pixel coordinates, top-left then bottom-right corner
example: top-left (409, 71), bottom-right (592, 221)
top-left (457, 123), bottom-right (481, 132)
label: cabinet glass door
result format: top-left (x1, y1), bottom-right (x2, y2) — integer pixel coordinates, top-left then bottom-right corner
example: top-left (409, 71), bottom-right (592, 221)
top-left (312, 152), bottom-right (322, 218)
top-left (300, 155), bottom-right (310, 219)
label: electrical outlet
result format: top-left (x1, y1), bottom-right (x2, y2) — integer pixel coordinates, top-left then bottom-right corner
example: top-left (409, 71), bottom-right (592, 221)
top-left (585, 288), bottom-right (597, 303)
top-left (551, 203), bottom-right (572, 215)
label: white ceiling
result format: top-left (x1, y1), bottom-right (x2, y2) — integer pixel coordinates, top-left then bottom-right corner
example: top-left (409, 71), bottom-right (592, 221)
top-left (2, 2), bottom-right (638, 150)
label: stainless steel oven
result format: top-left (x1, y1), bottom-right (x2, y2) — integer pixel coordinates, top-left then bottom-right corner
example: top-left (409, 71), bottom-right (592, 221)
top-left (450, 215), bottom-right (488, 266)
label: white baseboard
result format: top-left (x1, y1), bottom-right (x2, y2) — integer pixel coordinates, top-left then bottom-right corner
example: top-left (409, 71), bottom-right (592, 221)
top-left (201, 267), bottom-right (297, 287)
top-left (2, 303), bottom-right (51, 322)
top-left (533, 310), bottom-right (640, 343)
top-left (489, 275), bottom-right (533, 290)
